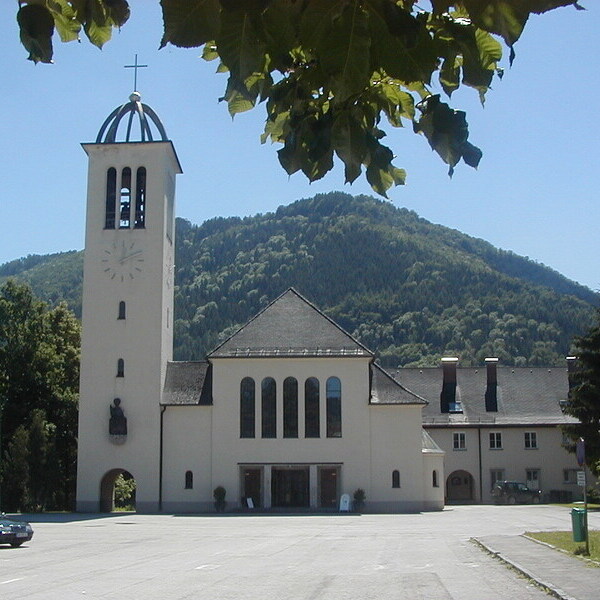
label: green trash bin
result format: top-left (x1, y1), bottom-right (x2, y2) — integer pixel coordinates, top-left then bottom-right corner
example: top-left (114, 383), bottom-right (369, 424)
top-left (571, 507), bottom-right (587, 542)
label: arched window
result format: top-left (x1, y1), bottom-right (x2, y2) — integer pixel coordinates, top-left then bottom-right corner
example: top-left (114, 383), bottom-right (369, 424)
top-left (105, 168), bottom-right (116, 229)
top-left (118, 301), bottom-right (126, 320)
top-left (305, 377), bottom-right (320, 438)
top-left (134, 167), bottom-right (146, 229)
top-left (432, 470), bottom-right (439, 488)
top-left (119, 167), bottom-right (131, 228)
top-left (117, 358), bottom-right (124, 378)
top-left (240, 377), bottom-right (255, 438)
top-left (326, 377), bottom-right (342, 438)
top-left (261, 377), bottom-right (276, 438)
top-left (283, 377), bottom-right (298, 438)
top-left (392, 470), bottom-right (400, 488)
top-left (185, 471), bottom-right (193, 489)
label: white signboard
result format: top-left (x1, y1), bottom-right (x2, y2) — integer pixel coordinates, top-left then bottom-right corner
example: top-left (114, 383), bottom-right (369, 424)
top-left (577, 471), bottom-right (586, 487)
top-left (339, 493), bottom-right (351, 512)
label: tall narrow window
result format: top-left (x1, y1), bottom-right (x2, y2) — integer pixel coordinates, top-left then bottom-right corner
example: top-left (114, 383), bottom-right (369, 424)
top-left (432, 470), bottom-right (439, 487)
top-left (305, 377), bottom-right (320, 438)
top-left (134, 167), bottom-right (146, 229)
top-left (392, 470), bottom-right (401, 488)
top-left (283, 377), bottom-right (298, 438)
top-left (118, 301), bottom-right (126, 320)
top-left (117, 358), bottom-right (124, 378)
top-left (119, 167), bottom-right (131, 228)
top-left (326, 377), bottom-right (342, 438)
top-left (105, 168), bottom-right (116, 229)
top-left (185, 471), bottom-right (193, 489)
top-left (240, 377), bottom-right (255, 438)
top-left (261, 377), bottom-right (276, 438)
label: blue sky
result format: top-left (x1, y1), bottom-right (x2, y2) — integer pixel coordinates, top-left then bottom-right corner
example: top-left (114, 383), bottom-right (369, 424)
top-left (1, 2), bottom-right (598, 291)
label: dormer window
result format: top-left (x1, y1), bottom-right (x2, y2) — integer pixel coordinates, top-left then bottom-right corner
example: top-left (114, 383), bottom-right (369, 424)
top-left (448, 401), bottom-right (463, 414)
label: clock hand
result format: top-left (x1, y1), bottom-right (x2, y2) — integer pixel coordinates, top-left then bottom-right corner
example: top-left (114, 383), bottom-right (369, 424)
top-left (119, 250), bottom-right (143, 264)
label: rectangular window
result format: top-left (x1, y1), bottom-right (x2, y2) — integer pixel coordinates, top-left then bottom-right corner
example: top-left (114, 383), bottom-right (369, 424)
top-left (490, 469), bottom-right (504, 490)
top-left (453, 432), bottom-right (466, 450)
top-left (524, 432), bottom-right (538, 449)
top-left (489, 432), bottom-right (502, 449)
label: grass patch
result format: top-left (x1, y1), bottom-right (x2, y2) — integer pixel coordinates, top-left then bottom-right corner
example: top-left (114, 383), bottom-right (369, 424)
top-left (555, 503), bottom-right (600, 511)
top-left (526, 530), bottom-right (600, 562)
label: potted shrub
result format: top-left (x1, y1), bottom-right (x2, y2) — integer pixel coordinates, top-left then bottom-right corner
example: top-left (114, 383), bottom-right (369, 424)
top-left (353, 488), bottom-right (366, 512)
top-left (213, 486), bottom-right (227, 512)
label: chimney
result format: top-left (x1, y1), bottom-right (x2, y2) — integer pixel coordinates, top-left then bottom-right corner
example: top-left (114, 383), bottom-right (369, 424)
top-left (440, 357), bottom-right (458, 413)
top-left (485, 358), bottom-right (498, 412)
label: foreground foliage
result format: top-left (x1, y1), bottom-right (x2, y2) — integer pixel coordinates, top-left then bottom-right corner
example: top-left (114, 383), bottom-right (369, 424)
top-left (0, 280), bottom-right (80, 511)
top-left (563, 311), bottom-right (600, 476)
top-left (15, 1), bottom-right (584, 195)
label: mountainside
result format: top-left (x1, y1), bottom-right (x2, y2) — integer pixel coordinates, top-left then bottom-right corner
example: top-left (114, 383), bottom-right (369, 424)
top-left (2, 192), bottom-right (597, 366)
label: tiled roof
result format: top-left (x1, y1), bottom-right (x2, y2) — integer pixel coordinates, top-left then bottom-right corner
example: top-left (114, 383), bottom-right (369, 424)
top-left (370, 363), bottom-right (427, 405)
top-left (209, 288), bottom-right (373, 359)
top-left (161, 361), bottom-right (212, 405)
top-left (393, 366), bottom-right (577, 426)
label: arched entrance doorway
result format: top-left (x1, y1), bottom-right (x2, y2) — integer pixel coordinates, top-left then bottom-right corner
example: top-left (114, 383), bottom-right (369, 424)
top-left (446, 470), bottom-right (474, 503)
top-left (99, 469), bottom-right (136, 512)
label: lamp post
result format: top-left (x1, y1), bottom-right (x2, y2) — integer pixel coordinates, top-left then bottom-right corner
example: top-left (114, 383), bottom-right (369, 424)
top-left (576, 437), bottom-right (590, 556)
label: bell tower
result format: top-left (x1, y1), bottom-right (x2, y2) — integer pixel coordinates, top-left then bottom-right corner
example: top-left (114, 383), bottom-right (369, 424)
top-left (76, 91), bottom-right (182, 512)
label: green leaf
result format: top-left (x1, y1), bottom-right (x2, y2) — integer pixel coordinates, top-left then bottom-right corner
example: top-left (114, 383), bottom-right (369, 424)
top-left (440, 53), bottom-right (461, 96)
top-left (414, 94), bottom-right (481, 176)
top-left (17, 4), bottom-right (55, 64)
top-left (160, 0), bottom-right (221, 49)
top-left (103, 0), bottom-right (130, 27)
top-left (331, 112), bottom-right (367, 184)
top-left (217, 9), bottom-right (265, 82)
top-left (298, 0), bottom-right (348, 51)
top-left (48, 0), bottom-right (81, 43)
top-left (260, 0), bottom-right (301, 62)
top-left (368, 8), bottom-right (437, 85)
top-left (319, 1), bottom-right (371, 102)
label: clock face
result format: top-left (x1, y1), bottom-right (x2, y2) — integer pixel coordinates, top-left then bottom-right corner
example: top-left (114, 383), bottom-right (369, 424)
top-left (101, 240), bottom-right (145, 282)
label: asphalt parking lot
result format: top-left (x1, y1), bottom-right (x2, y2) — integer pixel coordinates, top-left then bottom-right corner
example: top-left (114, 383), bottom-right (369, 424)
top-left (1, 505), bottom-right (597, 600)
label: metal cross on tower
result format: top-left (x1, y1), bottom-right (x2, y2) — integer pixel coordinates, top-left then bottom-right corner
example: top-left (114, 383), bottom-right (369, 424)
top-left (124, 54), bottom-right (148, 92)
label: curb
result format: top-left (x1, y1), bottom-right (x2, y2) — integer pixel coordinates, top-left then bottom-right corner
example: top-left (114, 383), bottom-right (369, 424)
top-left (471, 537), bottom-right (578, 600)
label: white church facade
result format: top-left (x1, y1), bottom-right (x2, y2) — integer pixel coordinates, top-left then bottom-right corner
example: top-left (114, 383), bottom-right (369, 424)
top-left (75, 94), bottom-right (445, 514)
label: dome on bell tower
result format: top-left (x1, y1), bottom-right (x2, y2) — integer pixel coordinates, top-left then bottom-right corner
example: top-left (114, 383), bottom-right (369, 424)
top-left (95, 92), bottom-right (169, 144)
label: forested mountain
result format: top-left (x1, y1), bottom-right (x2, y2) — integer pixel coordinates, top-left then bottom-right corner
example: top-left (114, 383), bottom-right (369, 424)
top-left (2, 192), bottom-right (597, 366)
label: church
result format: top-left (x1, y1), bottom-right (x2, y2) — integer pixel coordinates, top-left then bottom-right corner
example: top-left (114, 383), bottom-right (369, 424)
top-left (75, 93), bottom-right (445, 513)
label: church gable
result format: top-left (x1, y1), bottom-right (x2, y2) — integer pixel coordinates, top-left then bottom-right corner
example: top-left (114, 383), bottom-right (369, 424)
top-left (209, 288), bottom-right (373, 359)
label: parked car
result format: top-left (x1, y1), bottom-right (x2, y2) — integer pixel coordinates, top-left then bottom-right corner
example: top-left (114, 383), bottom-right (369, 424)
top-left (0, 514), bottom-right (34, 547)
top-left (492, 481), bottom-right (542, 504)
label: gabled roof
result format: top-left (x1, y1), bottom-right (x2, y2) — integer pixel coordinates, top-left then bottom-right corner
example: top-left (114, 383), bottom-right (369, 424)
top-left (370, 363), bottom-right (427, 405)
top-left (394, 366), bottom-right (577, 426)
top-left (161, 361), bottom-right (212, 406)
top-left (208, 288), bottom-right (373, 359)
top-left (422, 430), bottom-right (444, 453)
